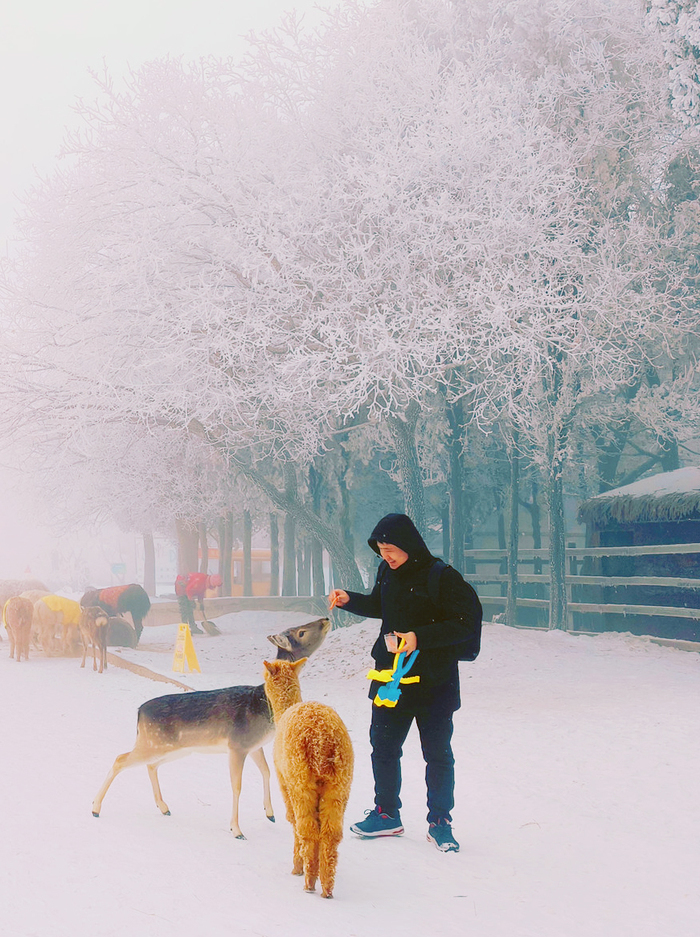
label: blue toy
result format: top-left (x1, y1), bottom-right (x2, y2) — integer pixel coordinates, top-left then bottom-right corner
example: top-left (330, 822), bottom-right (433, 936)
top-left (367, 638), bottom-right (420, 708)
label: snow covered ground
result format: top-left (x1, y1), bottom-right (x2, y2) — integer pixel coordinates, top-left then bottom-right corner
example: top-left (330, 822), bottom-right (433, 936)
top-left (0, 611), bottom-right (697, 937)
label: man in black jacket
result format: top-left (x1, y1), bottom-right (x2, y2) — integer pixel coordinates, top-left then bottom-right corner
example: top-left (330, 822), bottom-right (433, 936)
top-left (329, 513), bottom-right (482, 853)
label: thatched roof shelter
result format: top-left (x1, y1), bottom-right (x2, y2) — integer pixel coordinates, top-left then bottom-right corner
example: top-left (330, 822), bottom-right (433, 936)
top-left (578, 467), bottom-right (700, 527)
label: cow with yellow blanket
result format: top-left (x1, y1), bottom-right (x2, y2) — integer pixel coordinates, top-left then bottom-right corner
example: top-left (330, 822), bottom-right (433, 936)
top-left (33, 595), bottom-right (82, 656)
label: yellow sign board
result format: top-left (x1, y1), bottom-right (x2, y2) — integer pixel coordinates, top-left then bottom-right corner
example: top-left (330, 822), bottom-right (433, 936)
top-left (172, 623), bottom-right (201, 673)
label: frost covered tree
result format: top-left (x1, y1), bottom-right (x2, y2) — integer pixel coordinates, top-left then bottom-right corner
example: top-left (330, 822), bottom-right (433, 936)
top-left (646, 0), bottom-right (700, 123)
top-left (3, 0), bottom-right (699, 624)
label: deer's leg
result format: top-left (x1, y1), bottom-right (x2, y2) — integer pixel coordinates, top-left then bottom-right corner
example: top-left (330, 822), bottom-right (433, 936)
top-left (146, 762), bottom-right (170, 815)
top-left (228, 749), bottom-right (247, 839)
top-left (92, 748), bottom-right (147, 816)
top-left (249, 747), bottom-right (275, 822)
top-left (80, 632), bottom-right (88, 669)
top-left (8, 627), bottom-right (15, 660)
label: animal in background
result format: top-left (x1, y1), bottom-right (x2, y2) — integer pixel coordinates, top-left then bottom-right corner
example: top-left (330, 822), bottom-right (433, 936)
top-left (91, 617), bottom-right (331, 838)
top-left (19, 589), bottom-right (50, 604)
top-left (106, 616), bottom-right (138, 648)
top-left (33, 595), bottom-right (82, 656)
top-left (3, 596), bottom-right (34, 661)
top-left (79, 606), bottom-right (110, 673)
top-left (263, 659), bottom-right (354, 899)
top-left (0, 579), bottom-right (48, 608)
top-left (80, 584), bottom-right (151, 643)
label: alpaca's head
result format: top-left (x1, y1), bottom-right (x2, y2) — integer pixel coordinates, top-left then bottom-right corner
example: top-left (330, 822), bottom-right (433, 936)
top-left (263, 658), bottom-right (306, 718)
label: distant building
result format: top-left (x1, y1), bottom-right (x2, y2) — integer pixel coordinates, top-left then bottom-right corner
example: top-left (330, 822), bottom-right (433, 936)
top-left (577, 467), bottom-right (700, 640)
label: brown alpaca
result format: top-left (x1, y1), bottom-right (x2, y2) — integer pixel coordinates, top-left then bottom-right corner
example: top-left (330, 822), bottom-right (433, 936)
top-left (263, 659), bottom-right (354, 899)
top-left (3, 597), bottom-right (34, 661)
top-left (79, 606), bottom-right (109, 673)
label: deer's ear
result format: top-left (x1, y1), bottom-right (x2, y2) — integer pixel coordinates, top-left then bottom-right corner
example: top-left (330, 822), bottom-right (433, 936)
top-left (263, 660), bottom-right (276, 675)
top-left (292, 657), bottom-right (308, 671)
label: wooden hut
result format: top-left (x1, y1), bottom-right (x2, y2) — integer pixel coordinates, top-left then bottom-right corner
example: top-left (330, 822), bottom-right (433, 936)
top-left (577, 467), bottom-right (700, 640)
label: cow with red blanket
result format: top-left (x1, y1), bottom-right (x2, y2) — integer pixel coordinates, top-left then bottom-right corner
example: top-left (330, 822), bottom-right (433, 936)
top-left (80, 584), bottom-right (151, 644)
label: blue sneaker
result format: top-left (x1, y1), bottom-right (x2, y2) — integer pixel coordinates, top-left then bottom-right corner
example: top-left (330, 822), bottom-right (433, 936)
top-left (427, 819), bottom-right (459, 852)
top-left (350, 806), bottom-right (404, 838)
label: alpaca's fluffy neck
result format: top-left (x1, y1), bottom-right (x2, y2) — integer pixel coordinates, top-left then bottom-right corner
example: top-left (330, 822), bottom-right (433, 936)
top-left (265, 679), bottom-right (302, 722)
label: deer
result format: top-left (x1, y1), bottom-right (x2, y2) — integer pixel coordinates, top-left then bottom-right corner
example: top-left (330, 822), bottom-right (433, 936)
top-left (91, 617), bottom-right (331, 839)
top-left (78, 606), bottom-right (110, 673)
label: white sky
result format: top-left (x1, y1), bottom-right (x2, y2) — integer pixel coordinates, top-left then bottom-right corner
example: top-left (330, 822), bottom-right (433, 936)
top-left (1, 0), bottom-right (325, 252)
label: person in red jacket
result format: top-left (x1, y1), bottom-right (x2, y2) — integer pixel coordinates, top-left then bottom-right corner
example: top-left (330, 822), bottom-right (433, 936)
top-left (175, 573), bottom-right (222, 634)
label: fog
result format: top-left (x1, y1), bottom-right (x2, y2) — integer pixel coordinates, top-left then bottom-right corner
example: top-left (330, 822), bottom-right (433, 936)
top-left (1, 0), bottom-right (324, 249)
top-left (1, 0), bottom-right (324, 586)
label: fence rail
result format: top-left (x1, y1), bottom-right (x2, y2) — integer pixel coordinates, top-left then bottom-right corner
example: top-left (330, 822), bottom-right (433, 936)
top-left (464, 542), bottom-right (700, 628)
top-left (464, 542), bottom-right (700, 559)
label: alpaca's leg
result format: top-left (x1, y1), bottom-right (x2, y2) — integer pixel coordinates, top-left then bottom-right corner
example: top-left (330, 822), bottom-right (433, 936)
top-left (318, 791), bottom-right (350, 899)
top-left (290, 785), bottom-right (321, 893)
top-left (277, 775), bottom-right (302, 875)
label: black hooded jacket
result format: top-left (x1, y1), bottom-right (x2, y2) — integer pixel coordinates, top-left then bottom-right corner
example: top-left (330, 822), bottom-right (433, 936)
top-left (342, 514), bottom-right (482, 710)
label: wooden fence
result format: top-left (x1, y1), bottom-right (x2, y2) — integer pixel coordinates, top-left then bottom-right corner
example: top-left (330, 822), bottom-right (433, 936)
top-left (465, 542), bottom-right (700, 632)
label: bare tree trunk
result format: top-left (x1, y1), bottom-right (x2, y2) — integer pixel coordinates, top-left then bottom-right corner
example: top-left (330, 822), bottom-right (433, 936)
top-left (176, 518), bottom-right (199, 576)
top-left (530, 482), bottom-right (543, 576)
top-left (143, 531), bottom-right (156, 596)
top-left (216, 517), bottom-right (225, 588)
top-left (308, 464), bottom-right (325, 596)
top-left (243, 509), bottom-right (253, 596)
top-left (441, 501), bottom-right (450, 561)
top-left (659, 436), bottom-right (680, 471)
top-left (494, 487), bottom-right (507, 598)
top-left (445, 399), bottom-right (465, 572)
top-left (547, 467), bottom-right (568, 630)
top-left (298, 534), bottom-right (311, 596)
top-left (198, 522), bottom-right (209, 574)
top-left (506, 444), bottom-right (520, 627)
top-left (387, 404), bottom-right (426, 537)
top-left (223, 512), bottom-right (233, 595)
top-left (337, 453), bottom-right (356, 563)
top-left (269, 513), bottom-right (280, 596)
top-left (282, 463), bottom-right (297, 596)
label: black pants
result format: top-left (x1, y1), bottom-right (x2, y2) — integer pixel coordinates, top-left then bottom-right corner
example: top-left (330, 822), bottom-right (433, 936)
top-left (177, 595), bottom-right (196, 628)
top-left (369, 702), bottom-right (455, 823)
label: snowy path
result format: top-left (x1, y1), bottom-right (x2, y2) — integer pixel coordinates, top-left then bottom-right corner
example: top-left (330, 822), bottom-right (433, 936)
top-left (0, 614), bottom-right (697, 937)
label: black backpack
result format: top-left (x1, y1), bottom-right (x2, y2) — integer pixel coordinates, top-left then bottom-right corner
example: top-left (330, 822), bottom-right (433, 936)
top-left (378, 557), bottom-right (482, 661)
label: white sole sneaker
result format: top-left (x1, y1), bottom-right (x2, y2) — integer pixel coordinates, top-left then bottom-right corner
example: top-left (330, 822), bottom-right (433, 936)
top-left (427, 831), bottom-right (459, 852)
top-left (350, 824), bottom-right (404, 838)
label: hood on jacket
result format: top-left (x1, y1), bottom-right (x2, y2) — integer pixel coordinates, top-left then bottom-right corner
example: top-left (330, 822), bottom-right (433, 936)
top-left (368, 513), bottom-right (431, 562)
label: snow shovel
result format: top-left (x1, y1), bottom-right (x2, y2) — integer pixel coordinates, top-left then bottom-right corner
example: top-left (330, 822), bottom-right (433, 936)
top-left (200, 618), bottom-right (221, 636)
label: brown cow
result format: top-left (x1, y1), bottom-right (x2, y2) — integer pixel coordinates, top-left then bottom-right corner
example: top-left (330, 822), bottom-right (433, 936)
top-left (3, 597), bottom-right (34, 661)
